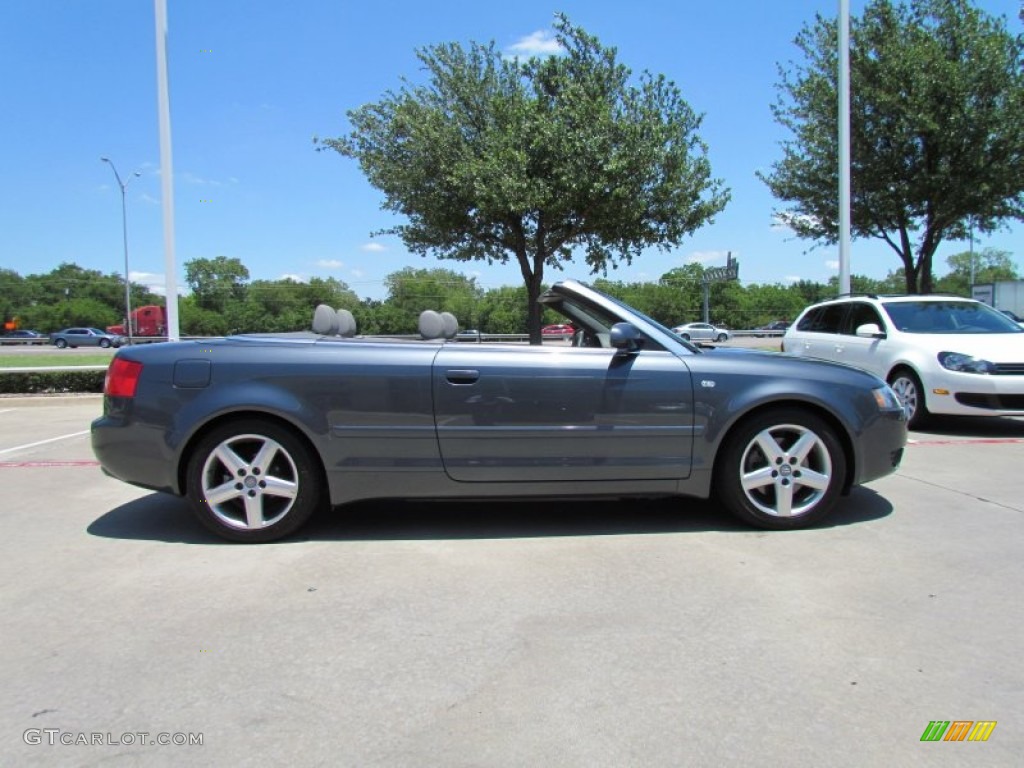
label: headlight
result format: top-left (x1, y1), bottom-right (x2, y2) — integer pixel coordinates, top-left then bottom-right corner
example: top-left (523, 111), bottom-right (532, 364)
top-left (937, 352), bottom-right (996, 374)
top-left (872, 385), bottom-right (902, 411)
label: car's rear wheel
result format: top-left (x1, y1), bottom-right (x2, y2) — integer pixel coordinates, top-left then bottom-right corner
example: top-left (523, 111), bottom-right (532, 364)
top-left (715, 408), bottom-right (846, 530)
top-left (54, 338), bottom-right (67, 349)
top-left (99, 338), bottom-right (111, 348)
top-left (185, 419), bottom-right (324, 543)
top-left (887, 368), bottom-right (929, 429)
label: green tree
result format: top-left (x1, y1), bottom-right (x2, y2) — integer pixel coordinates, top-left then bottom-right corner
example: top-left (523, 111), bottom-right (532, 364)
top-left (935, 247), bottom-right (1019, 295)
top-left (383, 267), bottom-right (484, 332)
top-left (761, 0), bottom-right (1024, 294)
top-left (184, 256), bottom-right (250, 311)
top-left (319, 15), bottom-right (728, 342)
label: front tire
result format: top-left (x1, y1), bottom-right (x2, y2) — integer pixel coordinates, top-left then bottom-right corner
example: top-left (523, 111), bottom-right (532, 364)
top-left (887, 368), bottom-right (929, 429)
top-left (716, 333), bottom-right (728, 342)
top-left (715, 408), bottom-right (846, 530)
top-left (185, 419), bottom-right (325, 542)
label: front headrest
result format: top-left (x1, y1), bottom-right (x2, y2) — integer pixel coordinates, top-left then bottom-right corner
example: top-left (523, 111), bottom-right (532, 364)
top-left (336, 308), bottom-right (357, 338)
top-left (439, 312), bottom-right (458, 339)
top-left (419, 310), bottom-right (445, 340)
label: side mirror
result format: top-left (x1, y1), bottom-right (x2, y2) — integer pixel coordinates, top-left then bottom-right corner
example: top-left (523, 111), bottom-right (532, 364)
top-left (855, 323), bottom-right (886, 339)
top-left (610, 322), bottom-right (642, 354)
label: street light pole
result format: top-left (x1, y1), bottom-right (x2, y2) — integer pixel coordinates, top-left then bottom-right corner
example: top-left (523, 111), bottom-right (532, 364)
top-left (101, 157), bottom-right (141, 344)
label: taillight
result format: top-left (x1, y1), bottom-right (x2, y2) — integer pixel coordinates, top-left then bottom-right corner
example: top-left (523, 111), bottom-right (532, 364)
top-left (104, 357), bottom-right (143, 398)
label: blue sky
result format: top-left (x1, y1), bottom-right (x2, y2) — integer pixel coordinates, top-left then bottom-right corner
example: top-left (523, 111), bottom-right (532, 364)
top-left (1, 0), bottom-right (1020, 301)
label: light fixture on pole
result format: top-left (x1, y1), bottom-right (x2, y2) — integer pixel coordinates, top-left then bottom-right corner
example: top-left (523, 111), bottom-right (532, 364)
top-left (101, 157), bottom-right (141, 344)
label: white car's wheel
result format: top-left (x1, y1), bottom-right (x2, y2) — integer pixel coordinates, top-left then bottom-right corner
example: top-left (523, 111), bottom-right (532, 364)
top-left (716, 333), bottom-right (728, 342)
top-left (185, 420), bottom-right (325, 542)
top-left (888, 368), bottom-right (929, 429)
top-left (716, 408), bottom-right (846, 529)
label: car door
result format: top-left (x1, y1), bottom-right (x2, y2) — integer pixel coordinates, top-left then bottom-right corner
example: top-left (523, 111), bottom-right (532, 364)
top-left (786, 304), bottom-right (847, 361)
top-left (432, 344), bottom-right (695, 483)
top-left (834, 301), bottom-right (887, 376)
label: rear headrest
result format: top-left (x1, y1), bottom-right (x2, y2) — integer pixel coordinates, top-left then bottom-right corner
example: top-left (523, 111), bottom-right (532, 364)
top-left (312, 304), bottom-right (339, 335)
top-left (336, 308), bottom-right (357, 338)
top-left (419, 310), bottom-right (446, 340)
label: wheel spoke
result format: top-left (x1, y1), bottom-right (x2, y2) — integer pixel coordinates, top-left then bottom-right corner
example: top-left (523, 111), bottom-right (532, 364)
top-left (250, 439), bottom-right (280, 474)
top-left (789, 431), bottom-right (819, 463)
top-left (797, 468), bottom-right (830, 491)
top-left (774, 480), bottom-right (795, 516)
top-left (754, 429), bottom-right (784, 464)
top-left (214, 444), bottom-right (247, 477)
top-left (261, 475), bottom-right (298, 499)
top-left (243, 493), bottom-right (265, 528)
top-left (205, 480), bottom-right (242, 506)
top-left (742, 466), bottom-right (775, 491)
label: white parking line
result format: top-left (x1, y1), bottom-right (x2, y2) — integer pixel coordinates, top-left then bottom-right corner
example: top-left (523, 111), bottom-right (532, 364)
top-left (0, 430), bottom-right (90, 456)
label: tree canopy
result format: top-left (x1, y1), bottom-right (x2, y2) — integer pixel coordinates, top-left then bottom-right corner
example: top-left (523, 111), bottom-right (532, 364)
top-left (761, 0), bottom-right (1024, 293)
top-left (318, 14), bottom-right (729, 341)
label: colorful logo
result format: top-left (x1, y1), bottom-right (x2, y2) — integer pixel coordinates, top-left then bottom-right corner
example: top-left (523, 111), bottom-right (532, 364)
top-left (920, 721), bottom-right (997, 742)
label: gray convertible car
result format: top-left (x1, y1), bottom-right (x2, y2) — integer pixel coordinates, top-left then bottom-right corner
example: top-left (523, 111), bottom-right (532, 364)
top-left (92, 280), bottom-right (907, 542)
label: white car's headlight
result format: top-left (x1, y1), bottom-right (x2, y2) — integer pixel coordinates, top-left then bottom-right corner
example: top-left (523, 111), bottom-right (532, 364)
top-left (872, 385), bottom-right (902, 411)
top-left (938, 352), bottom-right (996, 374)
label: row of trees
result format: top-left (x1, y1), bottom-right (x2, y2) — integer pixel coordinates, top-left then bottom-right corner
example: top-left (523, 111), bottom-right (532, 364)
top-left (3, 250), bottom-right (1016, 337)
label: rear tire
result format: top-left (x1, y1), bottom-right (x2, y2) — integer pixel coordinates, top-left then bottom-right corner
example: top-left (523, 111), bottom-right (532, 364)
top-left (887, 368), bottom-right (929, 429)
top-left (715, 408), bottom-right (846, 530)
top-left (99, 338), bottom-right (111, 348)
top-left (185, 419), bottom-right (325, 543)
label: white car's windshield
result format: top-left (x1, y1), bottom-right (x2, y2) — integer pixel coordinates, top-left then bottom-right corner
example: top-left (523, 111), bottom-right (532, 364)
top-left (882, 301), bottom-right (1023, 334)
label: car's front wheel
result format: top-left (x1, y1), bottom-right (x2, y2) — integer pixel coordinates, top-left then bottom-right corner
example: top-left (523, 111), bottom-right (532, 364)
top-left (185, 419), bottom-right (325, 542)
top-left (887, 368), bottom-right (929, 429)
top-left (715, 408), bottom-right (846, 530)
top-left (716, 333), bottom-right (728, 342)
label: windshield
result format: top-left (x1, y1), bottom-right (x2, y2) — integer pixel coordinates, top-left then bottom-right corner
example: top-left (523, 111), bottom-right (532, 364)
top-left (882, 301), bottom-right (1023, 334)
top-left (593, 290), bottom-right (702, 352)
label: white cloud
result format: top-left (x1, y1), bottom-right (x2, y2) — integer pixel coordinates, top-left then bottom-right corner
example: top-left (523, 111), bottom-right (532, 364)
top-left (686, 250), bottom-right (732, 265)
top-left (360, 242), bottom-right (386, 252)
top-left (350, 269), bottom-right (365, 278)
top-left (772, 212), bottom-right (822, 233)
top-left (128, 271), bottom-right (188, 296)
top-left (825, 260), bottom-right (839, 271)
top-left (506, 30), bottom-right (563, 58)
top-left (784, 275), bottom-right (803, 283)
top-left (279, 273), bottom-right (306, 283)
top-left (316, 259), bottom-right (344, 269)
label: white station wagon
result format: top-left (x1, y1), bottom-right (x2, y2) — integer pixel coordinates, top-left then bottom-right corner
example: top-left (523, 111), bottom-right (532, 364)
top-left (783, 294), bottom-right (1024, 427)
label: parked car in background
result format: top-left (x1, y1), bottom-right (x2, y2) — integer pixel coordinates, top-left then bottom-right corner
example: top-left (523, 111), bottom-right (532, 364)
top-left (783, 294), bottom-right (1024, 427)
top-left (671, 322), bottom-right (730, 342)
top-left (1000, 309), bottom-right (1024, 328)
top-left (456, 329), bottom-right (482, 342)
top-left (50, 327), bottom-right (124, 349)
top-left (755, 321), bottom-right (790, 337)
top-left (1, 329), bottom-right (48, 345)
top-left (91, 278), bottom-right (906, 542)
top-left (541, 323), bottom-right (575, 340)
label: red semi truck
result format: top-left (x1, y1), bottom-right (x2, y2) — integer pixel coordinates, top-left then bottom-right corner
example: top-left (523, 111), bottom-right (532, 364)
top-left (108, 305), bottom-right (167, 338)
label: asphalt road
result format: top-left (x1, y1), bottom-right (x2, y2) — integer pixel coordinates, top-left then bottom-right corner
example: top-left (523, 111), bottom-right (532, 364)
top-left (1, 396), bottom-right (1021, 767)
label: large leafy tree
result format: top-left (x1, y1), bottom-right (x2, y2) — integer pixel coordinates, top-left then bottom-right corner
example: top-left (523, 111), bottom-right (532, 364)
top-left (319, 15), bottom-right (728, 342)
top-left (184, 256), bottom-right (250, 311)
top-left (761, 0), bottom-right (1024, 293)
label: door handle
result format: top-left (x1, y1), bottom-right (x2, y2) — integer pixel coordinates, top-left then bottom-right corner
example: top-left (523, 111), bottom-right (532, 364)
top-left (445, 369), bottom-right (479, 385)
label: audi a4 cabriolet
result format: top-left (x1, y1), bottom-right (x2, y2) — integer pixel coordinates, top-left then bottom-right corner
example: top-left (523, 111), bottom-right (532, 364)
top-left (92, 280), bottom-right (907, 542)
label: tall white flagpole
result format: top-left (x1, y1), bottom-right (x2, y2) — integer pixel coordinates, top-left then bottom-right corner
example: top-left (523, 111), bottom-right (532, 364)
top-left (155, 0), bottom-right (180, 339)
top-left (838, 0), bottom-right (852, 295)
